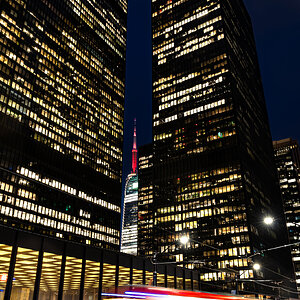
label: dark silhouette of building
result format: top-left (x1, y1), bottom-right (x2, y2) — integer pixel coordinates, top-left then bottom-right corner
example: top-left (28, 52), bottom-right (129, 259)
top-left (0, 0), bottom-right (127, 249)
top-left (138, 0), bottom-right (296, 296)
top-left (273, 138), bottom-right (300, 291)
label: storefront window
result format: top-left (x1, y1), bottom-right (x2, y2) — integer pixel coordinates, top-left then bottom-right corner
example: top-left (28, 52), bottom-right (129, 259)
top-left (193, 279), bottom-right (198, 291)
top-left (132, 269), bottom-right (143, 285)
top-left (157, 273), bottom-right (165, 287)
top-left (0, 244), bottom-right (12, 300)
top-left (10, 247), bottom-right (39, 300)
top-left (185, 277), bottom-right (192, 290)
top-left (145, 270), bottom-right (152, 286)
top-left (63, 256), bottom-right (82, 300)
top-left (167, 275), bottom-right (175, 288)
top-left (118, 266), bottom-right (130, 287)
top-left (102, 263), bottom-right (116, 292)
top-left (83, 260), bottom-right (100, 300)
top-left (38, 252), bottom-right (62, 300)
top-left (176, 276), bottom-right (184, 290)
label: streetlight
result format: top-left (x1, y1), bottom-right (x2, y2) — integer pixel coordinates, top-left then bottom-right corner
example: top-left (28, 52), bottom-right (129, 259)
top-left (235, 262), bottom-right (262, 295)
top-left (152, 235), bottom-right (189, 286)
top-left (179, 235), bottom-right (189, 245)
top-left (264, 216), bottom-right (274, 225)
top-left (264, 215), bottom-right (300, 228)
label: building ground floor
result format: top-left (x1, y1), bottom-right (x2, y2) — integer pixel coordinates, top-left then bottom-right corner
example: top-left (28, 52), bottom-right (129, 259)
top-left (0, 225), bottom-right (201, 300)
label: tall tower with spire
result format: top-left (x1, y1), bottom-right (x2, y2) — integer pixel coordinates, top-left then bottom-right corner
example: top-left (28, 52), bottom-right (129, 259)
top-left (121, 119), bottom-right (139, 255)
top-left (132, 118), bottom-right (138, 174)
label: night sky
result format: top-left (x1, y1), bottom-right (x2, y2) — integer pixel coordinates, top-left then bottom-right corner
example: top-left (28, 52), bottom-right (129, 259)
top-left (122, 0), bottom-right (300, 183)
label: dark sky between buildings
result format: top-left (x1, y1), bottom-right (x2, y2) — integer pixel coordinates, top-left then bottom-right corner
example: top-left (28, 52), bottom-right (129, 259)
top-left (122, 0), bottom-right (300, 183)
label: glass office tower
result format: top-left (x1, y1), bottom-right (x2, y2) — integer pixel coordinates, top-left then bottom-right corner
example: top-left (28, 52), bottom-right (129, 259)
top-left (273, 138), bottom-right (300, 291)
top-left (0, 0), bottom-right (127, 250)
top-left (138, 144), bottom-right (154, 256)
top-left (140, 0), bottom-right (295, 295)
top-left (121, 173), bottom-right (138, 255)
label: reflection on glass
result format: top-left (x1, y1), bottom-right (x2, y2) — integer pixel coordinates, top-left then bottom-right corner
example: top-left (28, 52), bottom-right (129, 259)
top-left (118, 266), bottom-right (130, 287)
top-left (102, 263), bottom-right (115, 292)
top-left (145, 271), bottom-right (152, 286)
top-left (176, 277), bottom-right (183, 290)
top-left (39, 252), bottom-right (62, 300)
top-left (83, 260), bottom-right (100, 300)
top-left (63, 257), bottom-right (82, 300)
top-left (10, 247), bottom-right (39, 300)
top-left (157, 273), bottom-right (164, 287)
top-left (0, 244), bottom-right (12, 300)
top-left (185, 278), bottom-right (192, 290)
top-left (167, 275), bottom-right (175, 288)
top-left (193, 280), bottom-right (198, 291)
top-left (132, 269), bottom-right (143, 285)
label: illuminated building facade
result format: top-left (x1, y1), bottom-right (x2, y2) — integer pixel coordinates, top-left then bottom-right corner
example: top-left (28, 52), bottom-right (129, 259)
top-left (137, 144), bottom-right (154, 256)
top-left (121, 120), bottom-right (138, 255)
top-left (0, 226), bottom-right (199, 299)
top-left (273, 138), bottom-right (300, 291)
top-left (139, 0), bottom-right (296, 295)
top-left (121, 173), bottom-right (138, 255)
top-left (0, 0), bottom-right (127, 249)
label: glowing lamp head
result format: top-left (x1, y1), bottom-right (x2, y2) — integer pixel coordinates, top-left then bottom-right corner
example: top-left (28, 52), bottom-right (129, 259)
top-left (264, 216), bottom-right (274, 225)
top-left (253, 263), bottom-right (261, 271)
top-left (179, 235), bottom-right (189, 245)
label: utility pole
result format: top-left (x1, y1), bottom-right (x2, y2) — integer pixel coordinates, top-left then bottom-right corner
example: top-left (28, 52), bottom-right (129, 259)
top-left (153, 251), bottom-right (158, 286)
top-left (235, 273), bottom-right (240, 295)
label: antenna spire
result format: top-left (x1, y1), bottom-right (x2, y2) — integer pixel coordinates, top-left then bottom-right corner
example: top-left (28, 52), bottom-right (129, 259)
top-left (132, 118), bottom-right (137, 173)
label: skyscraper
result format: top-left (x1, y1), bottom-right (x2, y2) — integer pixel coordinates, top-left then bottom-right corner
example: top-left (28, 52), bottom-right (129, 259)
top-left (121, 119), bottom-right (138, 255)
top-left (139, 0), bottom-right (295, 295)
top-left (0, 0), bottom-right (127, 250)
top-left (273, 138), bottom-right (300, 291)
top-left (137, 144), bottom-right (154, 256)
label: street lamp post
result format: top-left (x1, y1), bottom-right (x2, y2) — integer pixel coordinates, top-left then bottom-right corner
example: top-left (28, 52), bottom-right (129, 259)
top-left (235, 263), bottom-right (261, 295)
top-left (153, 251), bottom-right (158, 286)
top-left (263, 216), bottom-right (300, 228)
top-left (152, 235), bottom-right (189, 286)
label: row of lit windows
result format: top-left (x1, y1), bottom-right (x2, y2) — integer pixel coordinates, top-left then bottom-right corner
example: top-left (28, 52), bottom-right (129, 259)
top-left (153, 53), bottom-right (227, 92)
top-left (0, 4), bottom-right (125, 180)
top-left (68, 0), bottom-right (126, 57)
top-left (175, 184), bottom-right (238, 202)
top-left (0, 204), bottom-right (119, 244)
top-left (157, 33), bottom-right (224, 65)
top-left (200, 268), bottom-right (253, 281)
top-left (154, 99), bottom-right (227, 127)
top-left (153, 2), bottom-right (220, 38)
top-left (1, 193), bottom-right (119, 238)
top-left (204, 246), bottom-right (251, 258)
top-left (156, 26), bottom-right (222, 65)
top-left (2, 79), bottom-right (123, 158)
top-left (17, 167), bottom-right (120, 212)
top-left (154, 115), bottom-right (234, 144)
top-left (157, 74), bottom-right (224, 104)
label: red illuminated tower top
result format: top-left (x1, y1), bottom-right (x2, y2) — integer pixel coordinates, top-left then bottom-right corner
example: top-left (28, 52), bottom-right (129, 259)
top-left (132, 118), bottom-right (137, 174)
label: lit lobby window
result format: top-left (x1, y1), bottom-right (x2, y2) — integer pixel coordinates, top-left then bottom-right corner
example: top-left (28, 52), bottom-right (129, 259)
top-left (63, 257), bottom-right (82, 299)
top-left (39, 252), bottom-right (62, 299)
top-left (0, 244), bottom-right (12, 298)
top-left (83, 260), bottom-right (100, 300)
top-left (132, 269), bottom-right (143, 285)
top-left (102, 263), bottom-right (116, 292)
top-left (10, 247), bottom-right (39, 300)
top-left (118, 265), bottom-right (131, 286)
